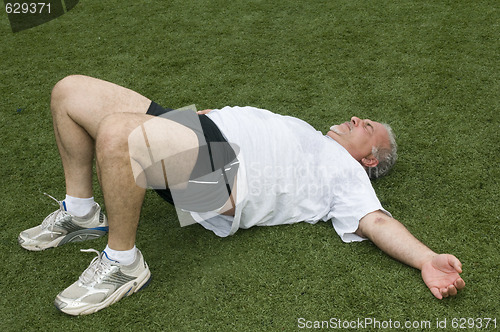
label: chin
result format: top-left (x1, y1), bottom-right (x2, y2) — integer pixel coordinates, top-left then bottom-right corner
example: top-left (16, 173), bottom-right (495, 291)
top-left (330, 125), bottom-right (345, 135)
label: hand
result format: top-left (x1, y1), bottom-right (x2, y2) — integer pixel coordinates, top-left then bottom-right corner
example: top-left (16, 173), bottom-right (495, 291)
top-left (421, 254), bottom-right (465, 299)
top-left (196, 109), bottom-right (212, 115)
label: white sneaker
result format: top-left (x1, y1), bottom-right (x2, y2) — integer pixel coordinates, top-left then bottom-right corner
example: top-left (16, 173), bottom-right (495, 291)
top-left (18, 194), bottom-right (108, 251)
top-left (54, 248), bottom-right (151, 316)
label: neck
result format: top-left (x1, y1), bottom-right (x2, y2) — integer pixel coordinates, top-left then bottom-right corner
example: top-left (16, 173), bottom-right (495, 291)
top-left (326, 132), bottom-right (361, 162)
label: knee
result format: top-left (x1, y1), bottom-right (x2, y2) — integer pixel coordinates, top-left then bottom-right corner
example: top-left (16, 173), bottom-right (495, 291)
top-left (95, 114), bottom-right (131, 161)
top-left (50, 75), bottom-right (88, 114)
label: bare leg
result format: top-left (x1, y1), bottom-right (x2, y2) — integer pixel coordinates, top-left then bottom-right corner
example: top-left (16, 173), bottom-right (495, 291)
top-left (50, 75), bottom-right (230, 252)
top-left (50, 75), bottom-right (151, 198)
top-left (95, 114), bottom-right (199, 250)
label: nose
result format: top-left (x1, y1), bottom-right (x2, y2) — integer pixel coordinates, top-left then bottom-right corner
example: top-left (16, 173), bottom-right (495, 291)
top-left (351, 116), bottom-right (362, 126)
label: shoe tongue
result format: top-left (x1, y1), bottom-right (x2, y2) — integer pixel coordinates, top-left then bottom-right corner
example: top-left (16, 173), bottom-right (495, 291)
top-left (62, 201), bottom-right (67, 211)
top-left (102, 251), bottom-right (121, 264)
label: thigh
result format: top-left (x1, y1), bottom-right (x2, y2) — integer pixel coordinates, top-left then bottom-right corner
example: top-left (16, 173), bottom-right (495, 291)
top-left (54, 75), bottom-right (152, 138)
top-left (126, 114), bottom-right (199, 191)
top-left (123, 108), bottom-right (239, 215)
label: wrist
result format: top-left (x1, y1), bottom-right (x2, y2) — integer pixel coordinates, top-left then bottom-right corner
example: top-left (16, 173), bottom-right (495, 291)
top-left (417, 251), bottom-right (438, 270)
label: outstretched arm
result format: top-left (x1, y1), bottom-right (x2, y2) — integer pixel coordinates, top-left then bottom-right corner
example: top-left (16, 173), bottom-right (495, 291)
top-left (356, 210), bottom-right (465, 299)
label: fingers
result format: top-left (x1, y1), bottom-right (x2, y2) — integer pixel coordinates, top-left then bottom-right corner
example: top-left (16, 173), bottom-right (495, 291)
top-left (447, 284), bottom-right (458, 296)
top-left (454, 277), bottom-right (466, 290)
top-left (437, 285), bottom-right (454, 298)
top-left (448, 255), bottom-right (463, 273)
top-left (430, 287), bottom-right (443, 300)
top-left (439, 287), bottom-right (449, 298)
top-left (435, 280), bottom-right (465, 299)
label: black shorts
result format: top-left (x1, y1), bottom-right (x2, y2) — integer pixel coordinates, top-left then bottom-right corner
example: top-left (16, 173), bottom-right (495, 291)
top-left (146, 101), bottom-right (238, 212)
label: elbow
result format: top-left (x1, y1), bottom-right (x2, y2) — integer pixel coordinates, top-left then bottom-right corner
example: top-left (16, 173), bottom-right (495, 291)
top-left (357, 211), bottom-right (392, 239)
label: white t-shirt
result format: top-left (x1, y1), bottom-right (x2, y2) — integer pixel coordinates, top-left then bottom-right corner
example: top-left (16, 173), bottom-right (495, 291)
top-left (191, 106), bottom-right (389, 242)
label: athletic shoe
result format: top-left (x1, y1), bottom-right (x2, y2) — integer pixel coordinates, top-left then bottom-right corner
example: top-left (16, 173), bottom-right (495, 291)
top-left (18, 193), bottom-right (108, 251)
top-left (54, 248), bottom-right (151, 316)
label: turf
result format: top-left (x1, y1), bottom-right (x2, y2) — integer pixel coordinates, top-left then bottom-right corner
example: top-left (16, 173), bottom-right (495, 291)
top-left (1, 0), bottom-right (499, 331)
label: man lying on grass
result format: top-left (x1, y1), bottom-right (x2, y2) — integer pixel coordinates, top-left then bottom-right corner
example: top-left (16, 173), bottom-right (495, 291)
top-left (18, 75), bottom-right (465, 316)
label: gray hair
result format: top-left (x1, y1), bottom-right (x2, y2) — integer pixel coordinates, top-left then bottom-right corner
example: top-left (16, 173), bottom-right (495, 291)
top-left (366, 123), bottom-right (397, 179)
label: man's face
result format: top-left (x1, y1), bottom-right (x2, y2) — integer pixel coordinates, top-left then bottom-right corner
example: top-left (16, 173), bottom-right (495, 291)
top-left (327, 117), bottom-right (390, 164)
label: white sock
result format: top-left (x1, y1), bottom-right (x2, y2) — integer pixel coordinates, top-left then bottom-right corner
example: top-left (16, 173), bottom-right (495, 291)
top-left (103, 245), bottom-right (137, 265)
top-left (63, 195), bottom-right (95, 217)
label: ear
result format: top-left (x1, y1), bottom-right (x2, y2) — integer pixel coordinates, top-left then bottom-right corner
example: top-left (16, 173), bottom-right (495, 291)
top-left (361, 156), bottom-right (379, 168)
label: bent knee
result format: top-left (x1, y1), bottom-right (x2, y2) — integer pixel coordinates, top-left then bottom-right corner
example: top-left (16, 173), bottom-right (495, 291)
top-left (52, 75), bottom-right (89, 99)
top-left (51, 75), bottom-right (90, 111)
top-left (95, 114), bottom-right (132, 157)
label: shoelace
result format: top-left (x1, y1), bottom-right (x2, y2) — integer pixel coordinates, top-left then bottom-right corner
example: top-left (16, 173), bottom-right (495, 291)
top-left (78, 249), bottom-right (114, 285)
top-left (41, 193), bottom-right (71, 237)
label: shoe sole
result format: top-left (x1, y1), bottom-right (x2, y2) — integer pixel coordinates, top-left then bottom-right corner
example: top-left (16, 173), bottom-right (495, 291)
top-left (18, 228), bottom-right (109, 251)
top-left (54, 266), bottom-right (151, 316)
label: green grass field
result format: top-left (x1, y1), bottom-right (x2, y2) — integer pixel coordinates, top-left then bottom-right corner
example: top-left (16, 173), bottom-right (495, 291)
top-left (1, 0), bottom-right (499, 331)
